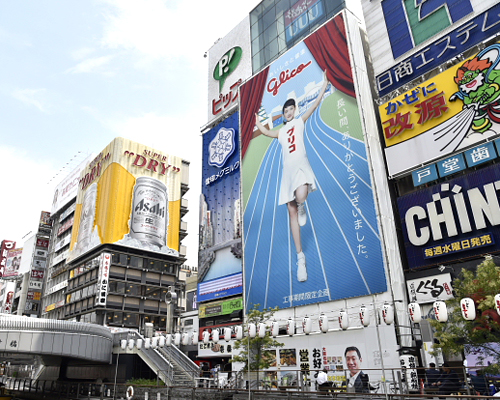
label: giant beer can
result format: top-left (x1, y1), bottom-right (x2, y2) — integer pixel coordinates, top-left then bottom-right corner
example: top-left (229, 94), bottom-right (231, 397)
top-left (76, 182), bottom-right (97, 251)
top-left (130, 177), bottom-right (168, 248)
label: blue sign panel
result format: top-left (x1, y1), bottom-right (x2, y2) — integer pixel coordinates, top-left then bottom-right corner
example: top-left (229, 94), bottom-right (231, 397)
top-left (200, 113), bottom-right (242, 301)
top-left (398, 163), bottom-right (500, 269)
top-left (436, 154), bottom-right (466, 178)
top-left (377, 2), bottom-right (500, 96)
top-left (464, 141), bottom-right (497, 167)
top-left (412, 164), bottom-right (438, 187)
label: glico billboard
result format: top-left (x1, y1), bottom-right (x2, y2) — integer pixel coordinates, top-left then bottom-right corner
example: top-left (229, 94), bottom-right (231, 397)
top-left (398, 163), bottom-right (500, 270)
top-left (199, 112), bottom-right (242, 302)
top-left (68, 137), bottom-right (185, 262)
top-left (361, 0), bottom-right (500, 96)
top-left (380, 42), bottom-right (500, 177)
top-left (240, 13), bottom-right (387, 310)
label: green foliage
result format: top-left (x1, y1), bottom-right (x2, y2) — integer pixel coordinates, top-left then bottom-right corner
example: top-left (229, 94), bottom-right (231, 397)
top-left (126, 378), bottom-right (161, 386)
top-left (231, 304), bottom-right (284, 372)
top-left (430, 258), bottom-right (500, 374)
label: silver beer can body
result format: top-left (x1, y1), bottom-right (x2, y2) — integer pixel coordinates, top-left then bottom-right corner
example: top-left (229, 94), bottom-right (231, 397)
top-left (130, 177), bottom-right (168, 247)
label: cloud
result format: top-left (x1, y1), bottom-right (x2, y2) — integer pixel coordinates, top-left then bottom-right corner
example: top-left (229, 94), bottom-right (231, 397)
top-left (97, 0), bottom-right (257, 68)
top-left (11, 88), bottom-right (49, 112)
top-left (65, 55), bottom-right (115, 74)
top-left (71, 47), bottom-right (96, 61)
top-left (0, 145), bottom-right (57, 245)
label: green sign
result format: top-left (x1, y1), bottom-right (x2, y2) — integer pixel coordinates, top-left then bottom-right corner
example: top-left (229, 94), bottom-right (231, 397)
top-left (213, 46), bottom-right (242, 92)
top-left (200, 297), bottom-right (243, 318)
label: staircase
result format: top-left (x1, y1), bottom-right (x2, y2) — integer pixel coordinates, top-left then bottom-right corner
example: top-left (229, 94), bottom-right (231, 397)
top-left (113, 330), bottom-right (199, 387)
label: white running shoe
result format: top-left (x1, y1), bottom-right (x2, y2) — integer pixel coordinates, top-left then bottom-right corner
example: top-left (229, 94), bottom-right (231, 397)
top-left (297, 252), bottom-right (307, 282)
top-left (297, 202), bottom-right (307, 226)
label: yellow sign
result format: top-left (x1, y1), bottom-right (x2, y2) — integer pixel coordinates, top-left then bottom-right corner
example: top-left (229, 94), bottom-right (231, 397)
top-left (68, 137), bottom-right (185, 262)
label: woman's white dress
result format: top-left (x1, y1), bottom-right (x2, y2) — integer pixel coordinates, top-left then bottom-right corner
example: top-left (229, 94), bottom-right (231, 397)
top-left (278, 117), bottom-right (317, 205)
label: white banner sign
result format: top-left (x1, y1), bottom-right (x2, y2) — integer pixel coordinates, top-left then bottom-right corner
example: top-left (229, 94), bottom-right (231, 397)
top-left (406, 273), bottom-right (454, 303)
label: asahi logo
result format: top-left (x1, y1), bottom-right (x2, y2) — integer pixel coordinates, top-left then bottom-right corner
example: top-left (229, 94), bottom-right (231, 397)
top-left (405, 181), bottom-right (500, 246)
top-left (213, 46), bottom-right (242, 92)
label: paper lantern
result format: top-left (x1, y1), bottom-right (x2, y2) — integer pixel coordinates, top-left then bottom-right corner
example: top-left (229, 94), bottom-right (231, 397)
top-left (212, 329), bottom-right (219, 343)
top-left (408, 302), bottom-right (422, 323)
top-left (460, 298), bottom-right (476, 320)
top-left (359, 305), bottom-right (370, 327)
top-left (258, 323), bottom-right (266, 338)
top-left (248, 323), bottom-right (257, 338)
top-left (433, 300), bottom-right (448, 322)
top-left (339, 309), bottom-right (349, 330)
top-left (144, 338), bottom-right (151, 349)
top-left (382, 302), bottom-right (394, 325)
top-left (202, 331), bottom-right (210, 344)
top-left (192, 331), bottom-right (199, 345)
top-left (121, 339), bottom-right (127, 350)
top-left (158, 336), bottom-right (165, 348)
top-left (286, 318), bottom-right (295, 336)
top-left (319, 314), bottom-right (329, 333)
top-left (495, 294), bottom-right (500, 316)
top-left (166, 334), bottom-right (173, 346)
top-left (224, 327), bottom-right (232, 342)
top-left (174, 332), bottom-right (181, 346)
top-left (302, 316), bottom-right (312, 334)
top-left (136, 339), bottom-right (143, 350)
top-left (235, 326), bottom-right (243, 340)
top-left (271, 320), bottom-right (279, 337)
top-left (151, 336), bottom-right (158, 348)
top-left (128, 339), bottom-right (135, 350)
top-left (182, 332), bottom-right (190, 346)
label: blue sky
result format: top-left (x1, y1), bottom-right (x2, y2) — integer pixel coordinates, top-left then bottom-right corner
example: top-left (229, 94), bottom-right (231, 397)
top-left (0, 0), bottom-right (258, 266)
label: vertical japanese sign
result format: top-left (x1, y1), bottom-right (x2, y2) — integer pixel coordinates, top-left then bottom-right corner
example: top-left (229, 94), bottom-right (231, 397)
top-left (240, 13), bottom-right (387, 310)
top-left (0, 240), bottom-right (16, 278)
top-left (96, 252), bottom-right (110, 306)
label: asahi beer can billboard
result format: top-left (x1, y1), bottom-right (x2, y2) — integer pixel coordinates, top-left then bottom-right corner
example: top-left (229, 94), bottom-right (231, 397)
top-left (67, 137), bottom-right (185, 262)
top-left (240, 12), bottom-right (387, 310)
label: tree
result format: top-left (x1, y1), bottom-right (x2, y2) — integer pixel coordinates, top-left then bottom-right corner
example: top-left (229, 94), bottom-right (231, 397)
top-left (429, 257), bottom-right (500, 374)
top-left (231, 304), bottom-right (284, 386)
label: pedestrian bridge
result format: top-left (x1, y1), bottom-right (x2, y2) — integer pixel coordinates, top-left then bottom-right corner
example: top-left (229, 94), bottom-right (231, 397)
top-left (0, 314), bottom-right (113, 364)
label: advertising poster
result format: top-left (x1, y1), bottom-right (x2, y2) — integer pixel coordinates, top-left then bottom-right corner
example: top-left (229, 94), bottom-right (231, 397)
top-left (251, 325), bottom-right (400, 390)
top-left (51, 155), bottom-right (94, 215)
top-left (0, 240), bottom-right (16, 277)
top-left (3, 248), bottom-right (23, 278)
top-left (381, 42), bottom-right (500, 176)
top-left (199, 113), bottom-right (242, 301)
top-left (397, 163), bottom-right (500, 269)
top-left (68, 138), bottom-right (185, 262)
top-left (240, 13), bottom-right (387, 310)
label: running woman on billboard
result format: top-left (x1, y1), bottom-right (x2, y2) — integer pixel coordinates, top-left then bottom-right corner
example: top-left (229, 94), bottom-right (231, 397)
top-left (254, 70), bottom-right (329, 282)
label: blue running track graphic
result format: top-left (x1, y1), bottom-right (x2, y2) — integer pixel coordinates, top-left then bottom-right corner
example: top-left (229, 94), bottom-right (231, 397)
top-left (243, 105), bottom-right (387, 310)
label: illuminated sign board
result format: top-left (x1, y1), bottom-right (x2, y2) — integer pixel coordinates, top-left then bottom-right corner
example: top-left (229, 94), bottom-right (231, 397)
top-left (398, 163), bottom-right (500, 269)
top-left (199, 297), bottom-right (243, 318)
top-left (380, 42), bottom-right (500, 176)
top-left (361, 0), bottom-right (500, 96)
top-left (68, 138), bottom-right (185, 262)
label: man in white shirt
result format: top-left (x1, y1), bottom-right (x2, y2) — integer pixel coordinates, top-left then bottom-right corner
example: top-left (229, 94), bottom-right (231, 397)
top-left (345, 346), bottom-right (370, 393)
top-left (317, 369), bottom-right (331, 391)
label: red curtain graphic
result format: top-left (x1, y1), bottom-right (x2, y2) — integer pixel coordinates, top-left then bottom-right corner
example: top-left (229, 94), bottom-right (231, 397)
top-left (240, 66), bottom-right (269, 159)
top-left (304, 13), bottom-right (355, 99)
